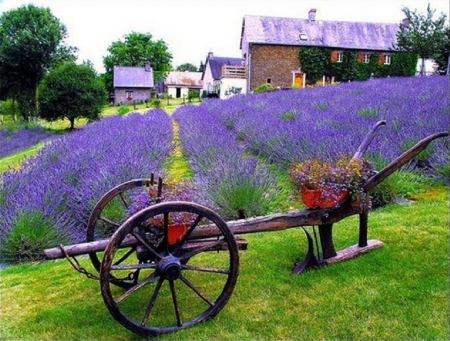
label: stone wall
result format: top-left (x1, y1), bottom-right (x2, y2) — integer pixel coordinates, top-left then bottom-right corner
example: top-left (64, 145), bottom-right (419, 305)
top-left (114, 88), bottom-right (151, 105)
top-left (249, 45), bottom-right (301, 91)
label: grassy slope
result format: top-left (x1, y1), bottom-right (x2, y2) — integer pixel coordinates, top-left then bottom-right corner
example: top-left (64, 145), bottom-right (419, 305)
top-left (0, 185), bottom-right (448, 341)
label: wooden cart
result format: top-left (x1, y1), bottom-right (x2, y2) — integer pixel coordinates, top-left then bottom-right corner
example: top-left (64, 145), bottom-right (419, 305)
top-left (44, 122), bottom-right (448, 337)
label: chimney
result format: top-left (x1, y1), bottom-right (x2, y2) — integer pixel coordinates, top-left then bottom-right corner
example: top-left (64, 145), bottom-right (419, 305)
top-left (144, 61), bottom-right (152, 72)
top-left (208, 51), bottom-right (214, 59)
top-left (308, 8), bottom-right (317, 21)
top-left (402, 18), bottom-right (410, 28)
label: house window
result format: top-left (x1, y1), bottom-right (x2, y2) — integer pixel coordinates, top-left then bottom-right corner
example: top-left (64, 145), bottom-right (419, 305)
top-left (384, 54), bottom-right (391, 65)
top-left (331, 51), bottom-right (344, 63)
top-left (126, 91), bottom-right (133, 100)
top-left (267, 78), bottom-right (272, 84)
top-left (363, 53), bottom-right (370, 63)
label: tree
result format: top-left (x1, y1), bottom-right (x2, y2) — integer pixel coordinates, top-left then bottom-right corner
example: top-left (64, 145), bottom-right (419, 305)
top-left (198, 60), bottom-right (205, 73)
top-left (434, 26), bottom-right (450, 75)
top-left (38, 62), bottom-right (106, 130)
top-left (0, 4), bottom-right (77, 120)
top-left (176, 63), bottom-right (198, 72)
top-left (103, 32), bottom-right (172, 93)
top-left (394, 3), bottom-right (448, 76)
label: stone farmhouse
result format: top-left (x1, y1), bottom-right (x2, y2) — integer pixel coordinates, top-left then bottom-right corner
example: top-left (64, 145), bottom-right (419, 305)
top-left (240, 9), bottom-right (403, 92)
top-left (113, 63), bottom-right (154, 105)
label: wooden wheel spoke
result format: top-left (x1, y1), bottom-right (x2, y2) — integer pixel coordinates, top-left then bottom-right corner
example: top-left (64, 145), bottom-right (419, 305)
top-left (131, 231), bottom-right (163, 260)
top-left (113, 247), bottom-right (136, 266)
top-left (116, 271), bottom-right (159, 303)
top-left (180, 275), bottom-right (215, 307)
top-left (169, 280), bottom-right (183, 327)
top-left (141, 276), bottom-right (164, 325)
top-left (99, 216), bottom-right (120, 228)
top-left (111, 262), bottom-right (157, 271)
top-left (179, 239), bottom-right (228, 261)
top-left (119, 192), bottom-right (129, 209)
top-left (182, 264), bottom-right (230, 275)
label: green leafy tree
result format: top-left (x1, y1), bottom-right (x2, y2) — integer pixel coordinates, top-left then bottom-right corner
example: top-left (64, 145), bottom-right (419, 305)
top-left (102, 32), bottom-right (173, 93)
top-left (0, 4), bottom-right (77, 120)
top-left (38, 62), bottom-right (106, 130)
top-left (394, 3), bottom-right (448, 75)
top-left (176, 63), bottom-right (198, 72)
top-left (434, 26), bottom-right (450, 75)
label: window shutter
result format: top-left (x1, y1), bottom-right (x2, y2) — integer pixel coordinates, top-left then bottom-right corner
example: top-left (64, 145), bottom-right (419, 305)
top-left (358, 52), bottom-right (364, 63)
top-left (331, 51), bottom-right (338, 62)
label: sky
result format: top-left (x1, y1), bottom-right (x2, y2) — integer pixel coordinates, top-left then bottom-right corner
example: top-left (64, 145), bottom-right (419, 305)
top-left (0, 0), bottom-right (449, 74)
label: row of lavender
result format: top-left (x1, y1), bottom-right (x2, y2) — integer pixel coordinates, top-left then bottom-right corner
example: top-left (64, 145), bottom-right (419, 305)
top-left (202, 76), bottom-right (449, 170)
top-left (173, 105), bottom-right (282, 220)
top-left (0, 124), bottom-right (56, 159)
top-left (0, 111), bottom-right (173, 250)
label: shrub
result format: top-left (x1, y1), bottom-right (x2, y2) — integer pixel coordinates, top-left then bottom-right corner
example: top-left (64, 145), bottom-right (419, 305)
top-left (0, 211), bottom-right (66, 263)
top-left (150, 99), bottom-right (161, 108)
top-left (117, 106), bottom-right (130, 116)
top-left (254, 83), bottom-right (275, 94)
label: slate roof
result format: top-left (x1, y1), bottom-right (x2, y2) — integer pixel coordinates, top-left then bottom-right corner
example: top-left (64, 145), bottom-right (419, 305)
top-left (165, 71), bottom-right (203, 87)
top-left (207, 56), bottom-right (244, 80)
top-left (114, 66), bottom-right (154, 88)
top-left (241, 15), bottom-right (400, 51)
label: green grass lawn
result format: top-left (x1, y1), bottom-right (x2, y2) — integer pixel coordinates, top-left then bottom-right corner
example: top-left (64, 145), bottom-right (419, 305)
top-left (1, 185), bottom-right (448, 341)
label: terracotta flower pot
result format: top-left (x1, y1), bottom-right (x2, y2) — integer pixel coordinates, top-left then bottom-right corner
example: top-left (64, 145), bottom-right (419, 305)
top-left (168, 223), bottom-right (190, 245)
top-left (301, 186), bottom-right (349, 209)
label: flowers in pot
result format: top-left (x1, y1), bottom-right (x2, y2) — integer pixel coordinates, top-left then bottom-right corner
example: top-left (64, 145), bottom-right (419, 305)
top-left (127, 181), bottom-right (206, 245)
top-left (288, 156), bottom-right (375, 209)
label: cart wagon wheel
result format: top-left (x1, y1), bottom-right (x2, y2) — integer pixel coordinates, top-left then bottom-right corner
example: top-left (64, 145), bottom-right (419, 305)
top-left (100, 201), bottom-right (239, 337)
top-left (86, 178), bottom-right (157, 287)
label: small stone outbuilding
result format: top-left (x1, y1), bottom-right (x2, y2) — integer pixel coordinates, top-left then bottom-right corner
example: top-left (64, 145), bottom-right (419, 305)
top-left (113, 64), bottom-right (154, 105)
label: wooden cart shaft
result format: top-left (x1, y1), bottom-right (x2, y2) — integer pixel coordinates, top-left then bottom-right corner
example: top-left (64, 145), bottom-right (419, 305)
top-left (44, 204), bottom-right (360, 259)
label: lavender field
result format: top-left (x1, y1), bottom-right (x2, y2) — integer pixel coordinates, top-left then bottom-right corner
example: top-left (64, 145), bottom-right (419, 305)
top-left (198, 76), bottom-right (449, 167)
top-left (0, 76), bottom-right (448, 262)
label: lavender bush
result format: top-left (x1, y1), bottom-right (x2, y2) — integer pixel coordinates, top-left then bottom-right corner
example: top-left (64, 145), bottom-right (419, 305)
top-left (0, 110), bottom-right (173, 261)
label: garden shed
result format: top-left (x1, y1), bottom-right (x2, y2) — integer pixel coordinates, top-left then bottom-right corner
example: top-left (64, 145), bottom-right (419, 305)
top-left (113, 64), bottom-right (154, 105)
top-left (164, 71), bottom-right (203, 98)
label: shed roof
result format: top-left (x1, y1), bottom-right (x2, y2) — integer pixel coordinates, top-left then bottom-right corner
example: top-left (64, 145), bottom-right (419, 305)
top-left (241, 15), bottom-right (399, 51)
top-left (165, 71), bottom-right (203, 87)
top-left (114, 66), bottom-right (154, 88)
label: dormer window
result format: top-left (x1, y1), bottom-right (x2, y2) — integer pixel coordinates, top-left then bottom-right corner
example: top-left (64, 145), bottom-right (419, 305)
top-left (299, 33), bottom-right (308, 41)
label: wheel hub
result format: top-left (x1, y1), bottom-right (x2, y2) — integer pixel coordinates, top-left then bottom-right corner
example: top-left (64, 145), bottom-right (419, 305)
top-left (157, 255), bottom-right (182, 280)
